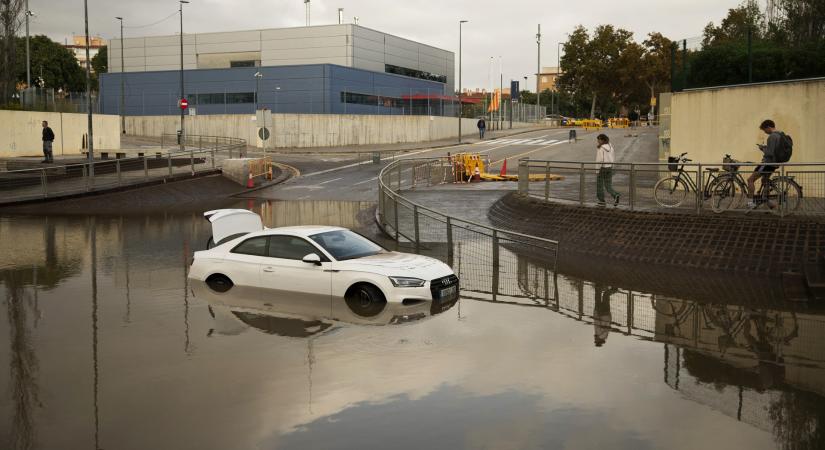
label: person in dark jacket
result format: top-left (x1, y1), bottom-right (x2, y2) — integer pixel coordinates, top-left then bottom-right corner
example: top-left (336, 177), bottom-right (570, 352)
top-left (747, 119), bottom-right (782, 208)
top-left (477, 117), bottom-right (486, 139)
top-left (42, 120), bottom-right (55, 163)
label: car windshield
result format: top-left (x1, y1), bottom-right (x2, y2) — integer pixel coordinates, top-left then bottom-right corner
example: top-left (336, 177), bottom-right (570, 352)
top-left (309, 230), bottom-right (384, 261)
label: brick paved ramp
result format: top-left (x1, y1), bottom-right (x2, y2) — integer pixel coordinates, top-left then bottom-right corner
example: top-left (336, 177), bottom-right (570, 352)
top-left (489, 192), bottom-right (825, 275)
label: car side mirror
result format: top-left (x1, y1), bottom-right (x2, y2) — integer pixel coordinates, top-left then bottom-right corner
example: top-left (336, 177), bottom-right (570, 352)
top-left (302, 253), bottom-right (322, 266)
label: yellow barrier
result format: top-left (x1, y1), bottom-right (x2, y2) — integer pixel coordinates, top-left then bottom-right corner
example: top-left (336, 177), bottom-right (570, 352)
top-left (608, 118), bottom-right (630, 129)
top-left (248, 156), bottom-right (273, 180)
top-left (582, 119), bottom-right (603, 131)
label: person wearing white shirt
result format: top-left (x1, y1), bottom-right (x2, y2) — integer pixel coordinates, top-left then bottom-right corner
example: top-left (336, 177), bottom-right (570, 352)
top-left (595, 134), bottom-right (620, 206)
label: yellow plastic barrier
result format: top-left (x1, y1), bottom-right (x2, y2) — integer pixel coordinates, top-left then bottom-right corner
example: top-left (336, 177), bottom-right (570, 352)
top-left (248, 156), bottom-right (273, 180)
top-left (608, 118), bottom-right (629, 129)
top-left (582, 119), bottom-right (603, 131)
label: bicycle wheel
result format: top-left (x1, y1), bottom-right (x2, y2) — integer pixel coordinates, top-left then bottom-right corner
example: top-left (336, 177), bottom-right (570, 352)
top-left (653, 176), bottom-right (689, 208)
top-left (709, 176), bottom-right (743, 213)
top-left (768, 178), bottom-right (803, 216)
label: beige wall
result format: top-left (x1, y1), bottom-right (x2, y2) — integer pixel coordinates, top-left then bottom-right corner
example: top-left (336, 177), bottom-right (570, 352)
top-left (125, 114), bottom-right (534, 149)
top-left (0, 110), bottom-right (121, 158)
top-left (671, 78), bottom-right (822, 164)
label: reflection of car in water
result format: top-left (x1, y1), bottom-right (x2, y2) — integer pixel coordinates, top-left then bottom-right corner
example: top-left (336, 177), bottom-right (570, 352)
top-left (189, 209), bottom-right (459, 319)
top-left (192, 280), bottom-right (459, 337)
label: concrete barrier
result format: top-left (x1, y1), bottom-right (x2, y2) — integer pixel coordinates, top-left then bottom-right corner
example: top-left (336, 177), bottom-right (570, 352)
top-left (671, 77), bottom-right (823, 165)
top-left (0, 110), bottom-right (121, 158)
top-left (126, 114), bottom-right (537, 149)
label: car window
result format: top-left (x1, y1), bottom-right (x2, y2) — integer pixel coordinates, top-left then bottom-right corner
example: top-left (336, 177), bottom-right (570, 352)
top-left (268, 235), bottom-right (325, 261)
top-left (309, 230), bottom-right (383, 261)
top-left (231, 236), bottom-right (269, 256)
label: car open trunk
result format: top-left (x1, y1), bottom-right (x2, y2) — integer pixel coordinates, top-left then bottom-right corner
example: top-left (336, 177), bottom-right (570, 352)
top-left (204, 209), bottom-right (263, 246)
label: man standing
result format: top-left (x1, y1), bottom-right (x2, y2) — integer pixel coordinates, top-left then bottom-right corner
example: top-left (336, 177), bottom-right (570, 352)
top-left (42, 120), bottom-right (55, 163)
top-left (477, 117), bottom-right (486, 140)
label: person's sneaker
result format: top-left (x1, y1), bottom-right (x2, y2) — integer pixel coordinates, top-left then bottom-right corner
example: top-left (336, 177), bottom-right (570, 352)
top-left (746, 201), bottom-right (757, 209)
top-left (596, 201), bottom-right (606, 207)
top-left (613, 194), bottom-right (621, 206)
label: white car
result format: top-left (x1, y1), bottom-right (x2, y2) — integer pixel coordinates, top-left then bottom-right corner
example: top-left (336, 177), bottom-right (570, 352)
top-left (189, 209), bottom-right (459, 317)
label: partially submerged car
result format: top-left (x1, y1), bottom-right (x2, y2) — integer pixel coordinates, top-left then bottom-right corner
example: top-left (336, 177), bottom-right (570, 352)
top-left (189, 209), bottom-right (460, 317)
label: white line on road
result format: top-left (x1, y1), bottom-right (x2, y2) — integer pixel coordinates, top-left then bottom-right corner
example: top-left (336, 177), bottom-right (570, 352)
top-left (354, 176), bottom-right (378, 186)
top-left (490, 140), bottom-right (567, 165)
top-left (318, 177), bottom-right (343, 185)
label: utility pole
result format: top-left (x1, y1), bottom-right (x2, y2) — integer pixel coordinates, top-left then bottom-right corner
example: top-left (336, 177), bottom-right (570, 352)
top-left (25, 0), bottom-right (31, 88)
top-left (458, 20), bottom-right (467, 143)
top-left (536, 24), bottom-right (541, 123)
top-left (499, 56), bottom-right (503, 130)
top-left (557, 42), bottom-right (563, 116)
top-left (179, 1), bottom-right (188, 149)
top-left (116, 17), bottom-right (125, 134)
top-left (304, 0), bottom-right (311, 26)
top-left (84, 0), bottom-right (94, 177)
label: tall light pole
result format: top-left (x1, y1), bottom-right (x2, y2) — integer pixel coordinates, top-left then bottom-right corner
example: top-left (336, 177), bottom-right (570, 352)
top-left (179, 1), bottom-right (188, 149)
top-left (254, 71), bottom-right (262, 111)
top-left (116, 17), bottom-right (125, 134)
top-left (536, 24), bottom-right (541, 123)
top-left (556, 42), bottom-right (563, 116)
top-left (304, 0), bottom-right (310, 26)
top-left (458, 20), bottom-right (467, 143)
top-left (84, 0), bottom-right (94, 176)
top-left (25, 1), bottom-right (32, 88)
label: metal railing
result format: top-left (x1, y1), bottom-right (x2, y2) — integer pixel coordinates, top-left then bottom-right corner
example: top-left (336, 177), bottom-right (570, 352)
top-left (377, 157), bottom-right (560, 295)
top-left (518, 158), bottom-right (825, 216)
top-left (0, 135), bottom-right (246, 205)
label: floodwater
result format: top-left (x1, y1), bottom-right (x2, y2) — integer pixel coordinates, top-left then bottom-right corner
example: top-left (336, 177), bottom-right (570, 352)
top-left (1, 200), bottom-right (824, 450)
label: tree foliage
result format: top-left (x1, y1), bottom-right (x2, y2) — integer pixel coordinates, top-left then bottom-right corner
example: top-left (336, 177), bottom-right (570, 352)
top-left (14, 35), bottom-right (85, 91)
top-left (91, 45), bottom-right (107, 74)
top-left (0, 0), bottom-right (24, 101)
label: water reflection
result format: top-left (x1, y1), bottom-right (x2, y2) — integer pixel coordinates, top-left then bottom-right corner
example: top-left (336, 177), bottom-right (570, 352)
top-left (0, 202), bottom-right (823, 449)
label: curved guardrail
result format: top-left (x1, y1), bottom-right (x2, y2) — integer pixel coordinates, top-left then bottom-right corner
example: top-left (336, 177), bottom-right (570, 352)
top-left (376, 157), bottom-right (559, 298)
top-left (517, 158), bottom-right (824, 217)
top-left (0, 135), bottom-right (246, 205)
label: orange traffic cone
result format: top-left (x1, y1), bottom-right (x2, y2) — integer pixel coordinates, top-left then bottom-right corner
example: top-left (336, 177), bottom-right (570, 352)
top-left (247, 172), bottom-right (254, 188)
top-left (499, 159), bottom-right (508, 177)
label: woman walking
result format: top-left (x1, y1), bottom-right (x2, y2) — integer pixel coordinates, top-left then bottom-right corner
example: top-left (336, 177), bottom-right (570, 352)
top-left (596, 134), bottom-right (620, 206)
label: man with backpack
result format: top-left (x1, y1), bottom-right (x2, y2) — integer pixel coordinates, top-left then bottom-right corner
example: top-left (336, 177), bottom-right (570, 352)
top-left (747, 119), bottom-right (793, 208)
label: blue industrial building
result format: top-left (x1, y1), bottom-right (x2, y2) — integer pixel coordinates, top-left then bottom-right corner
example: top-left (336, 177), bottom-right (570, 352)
top-left (99, 63), bottom-right (455, 116)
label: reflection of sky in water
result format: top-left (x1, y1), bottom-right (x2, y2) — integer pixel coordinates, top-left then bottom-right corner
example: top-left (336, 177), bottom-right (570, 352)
top-left (0, 202), bottom-right (822, 450)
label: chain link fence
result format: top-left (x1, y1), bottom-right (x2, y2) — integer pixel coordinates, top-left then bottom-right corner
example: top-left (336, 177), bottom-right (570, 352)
top-left (12, 87), bottom-right (100, 114)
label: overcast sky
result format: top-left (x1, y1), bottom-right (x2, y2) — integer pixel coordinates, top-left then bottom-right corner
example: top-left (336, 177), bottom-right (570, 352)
top-left (30, 0), bottom-right (742, 90)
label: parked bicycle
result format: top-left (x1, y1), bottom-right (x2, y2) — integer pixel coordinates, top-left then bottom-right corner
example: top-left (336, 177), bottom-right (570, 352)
top-left (653, 152), bottom-right (722, 208)
top-left (708, 154), bottom-right (803, 215)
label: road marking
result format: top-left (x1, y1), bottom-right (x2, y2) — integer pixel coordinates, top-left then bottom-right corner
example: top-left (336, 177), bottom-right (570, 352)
top-left (318, 177), bottom-right (343, 185)
top-left (489, 140), bottom-right (567, 165)
top-left (354, 176), bottom-right (378, 186)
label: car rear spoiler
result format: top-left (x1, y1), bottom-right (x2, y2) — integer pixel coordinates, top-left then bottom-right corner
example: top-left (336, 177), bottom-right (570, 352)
top-left (204, 209), bottom-right (263, 245)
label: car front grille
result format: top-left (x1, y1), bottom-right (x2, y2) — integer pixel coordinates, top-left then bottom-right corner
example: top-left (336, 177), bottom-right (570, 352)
top-left (429, 274), bottom-right (459, 296)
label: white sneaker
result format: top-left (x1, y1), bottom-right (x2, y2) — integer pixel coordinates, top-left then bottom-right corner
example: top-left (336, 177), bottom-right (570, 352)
top-left (746, 201), bottom-right (757, 209)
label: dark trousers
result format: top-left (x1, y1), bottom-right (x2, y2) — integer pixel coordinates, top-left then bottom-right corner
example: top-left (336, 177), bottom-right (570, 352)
top-left (597, 167), bottom-right (619, 202)
top-left (43, 141), bottom-right (54, 162)
top-left (479, 128), bottom-right (485, 139)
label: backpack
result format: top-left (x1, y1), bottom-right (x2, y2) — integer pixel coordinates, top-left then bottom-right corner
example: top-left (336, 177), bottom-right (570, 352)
top-left (775, 132), bottom-right (793, 163)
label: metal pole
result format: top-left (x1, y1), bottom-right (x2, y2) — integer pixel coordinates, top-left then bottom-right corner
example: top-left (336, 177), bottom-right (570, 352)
top-left (458, 20), bottom-right (467, 143)
top-left (499, 56), bottom-right (503, 130)
top-left (536, 24), bottom-right (541, 123)
top-left (25, 0), bottom-right (31, 88)
top-left (179, 1), bottom-right (189, 150)
top-left (116, 17), bottom-right (125, 134)
top-left (84, 0), bottom-right (95, 177)
top-left (681, 39), bottom-right (687, 91)
top-left (413, 205), bottom-right (420, 253)
top-left (747, 26), bottom-right (753, 83)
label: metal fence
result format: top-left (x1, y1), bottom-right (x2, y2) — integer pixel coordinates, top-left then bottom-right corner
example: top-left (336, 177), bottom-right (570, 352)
top-left (0, 135), bottom-right (246, 205)
top-left (518, 158), bottom-right (825, 217)
top-left (377, 157), bottom-right (560, 296)
top-left (13, 87), bottom-right (100, 114)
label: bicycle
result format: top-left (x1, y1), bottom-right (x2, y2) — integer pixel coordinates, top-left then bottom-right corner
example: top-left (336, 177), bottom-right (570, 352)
top-left (709, 156), bottom-right (803, 215)
top-left (653, 153), bottom-right (723, 208)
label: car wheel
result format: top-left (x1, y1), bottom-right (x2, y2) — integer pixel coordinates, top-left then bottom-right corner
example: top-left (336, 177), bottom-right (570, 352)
top-left (345, 284), bottom-right (386, 318)
top-left (206, 274), bottom-right (233, 293)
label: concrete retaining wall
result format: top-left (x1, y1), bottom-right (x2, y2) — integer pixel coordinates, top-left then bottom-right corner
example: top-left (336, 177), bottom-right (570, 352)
top-left (125, 114), bottom-right (535, 149)
top-left (671, 78), bottom-right (823, 164)
top-left (0, 110), bottom-right (121, 158)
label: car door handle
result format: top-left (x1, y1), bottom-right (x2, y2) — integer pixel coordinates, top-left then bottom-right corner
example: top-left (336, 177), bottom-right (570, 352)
top-left (263, 267), bottom-right (275, 273)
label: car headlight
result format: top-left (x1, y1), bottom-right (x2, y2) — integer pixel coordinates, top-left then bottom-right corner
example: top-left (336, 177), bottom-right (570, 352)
top-left (388, 276), bottom-right (426, 287)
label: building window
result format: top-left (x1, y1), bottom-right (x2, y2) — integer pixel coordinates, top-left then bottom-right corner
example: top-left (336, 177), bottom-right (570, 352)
top-left (341, 91), bottom-right (399, 108)
top-left (191, 93), bottom-right (226, 105)
top-left (226, 92), bottom-right (255, 104)
top-left (230, 60), bottom-right (257, 68)
top-left (384, 64), bottom-right (447, 84)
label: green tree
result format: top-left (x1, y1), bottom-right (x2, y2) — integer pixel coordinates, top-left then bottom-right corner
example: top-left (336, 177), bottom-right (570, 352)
top-left (640, 32), bottom-right (673, 108)
top-left (0, 0), bottom-right (24, 101)
top-left (14, 35), bottom-right (85, 91)
top-left (702, 2), bottom-right (764, 47)
top-left (780, 0), bottom-right (825, 44)
top-left (91, 45), bottom-right (107, 74)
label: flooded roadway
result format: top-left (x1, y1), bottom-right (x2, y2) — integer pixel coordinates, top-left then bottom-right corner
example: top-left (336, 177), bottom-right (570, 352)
top-left (1, 200), bottom-right (824, 450)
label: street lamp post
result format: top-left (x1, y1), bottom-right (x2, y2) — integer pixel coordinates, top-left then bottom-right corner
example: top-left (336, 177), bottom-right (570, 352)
top-left (536, 24), bottom-right (541, 123)
top-left (179, 0), bottom-right (188, 149)
top-left (557, 42), bottom-right (563, 115)
top-left (458, 20), bottom-right (467, 143)
top-left (25, 1), bottom-right (32, 89)
top-left (116, 16), bottom-right (125, 134)
top-left (254, 71), bottom-right (262, 112)
top-left (523, 76), bottom-right (527, 122)
top-left (83, 0), bottom-right (94, 176)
